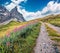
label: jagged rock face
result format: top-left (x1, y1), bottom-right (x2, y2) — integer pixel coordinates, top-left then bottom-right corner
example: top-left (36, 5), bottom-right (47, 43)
top-left (0, 5), bottom-right (10, 23)
top-left (0, 5), bottom-right (25, 24)
top-left (10, 7), bottom-right (25, 22)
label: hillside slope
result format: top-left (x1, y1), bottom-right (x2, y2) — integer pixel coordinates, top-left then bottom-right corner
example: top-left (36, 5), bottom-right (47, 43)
top-left (0, 21), bottom-right (27, 38)
top-left (41, 14), bottom-right (60, 27)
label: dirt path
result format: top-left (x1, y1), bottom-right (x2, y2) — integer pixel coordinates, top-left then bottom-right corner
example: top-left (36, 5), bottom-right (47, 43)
top-left (45, 23), bottom-right (60, 34)
top-left (34, 23), bottom-right (55, 53)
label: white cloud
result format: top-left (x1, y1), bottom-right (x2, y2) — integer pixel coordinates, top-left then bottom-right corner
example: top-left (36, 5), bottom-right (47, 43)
top-left (4, 0), bottom-right (60, 21)
top-left (5, 3), bottom-right (16, 11)
top-left (17, 6), bottom-right (42, 20)
top-left (11, 0), bottom-right (24, 4)
top-left (42, 1), bottom-right (60, 14)
top-left (5, 0), bottom-right (27, 11)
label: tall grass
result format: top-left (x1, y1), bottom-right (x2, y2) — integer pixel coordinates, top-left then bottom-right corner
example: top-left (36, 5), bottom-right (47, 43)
top-left (0, 22), bottom-right (41, 53)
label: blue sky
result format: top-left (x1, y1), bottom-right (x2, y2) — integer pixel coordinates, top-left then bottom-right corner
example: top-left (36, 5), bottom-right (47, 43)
top-left (20, 0), bottom-right (50, 12)
top-left (0, 0), bottom-right (60, 20)
top-left (20, 0), bottom-right (59, 12)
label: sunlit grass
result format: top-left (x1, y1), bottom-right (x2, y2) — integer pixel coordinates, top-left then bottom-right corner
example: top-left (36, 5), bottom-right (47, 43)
top-left (46, 25), bottom-right (60, 42)
top-left (52, 37), bottom-right (60, 42)
top-left (46, 25), bottom-right (60, 37)
top-left (0, 21), bottom-right (27, 38)
top-left (45, 17), bottom-right (60, 27)
top-left (0, 22), bottom-right (41, 53)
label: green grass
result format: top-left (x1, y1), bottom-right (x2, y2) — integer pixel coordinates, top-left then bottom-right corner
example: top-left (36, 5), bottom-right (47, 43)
top-left (46, 25), bottom-right (60, 43)
top-left (41, 15), bottom-right (60, 27)
top-left (0, 21), bottom-right (27, 37)
top-left (51, 38), bottom-right (60, 42)
top-left (0, 21), bottom-right (21, 30)
top-left (0, 22), bottom-right (41, 53)
top-left (44, 17), bottom-right (60, 27)
top-left (46, 25), bottom-right (60, 37)
top-left (47, 17), bottom-right (60, 27)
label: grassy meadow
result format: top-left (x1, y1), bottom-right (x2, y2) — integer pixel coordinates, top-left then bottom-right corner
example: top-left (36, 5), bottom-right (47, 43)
top-left (0, 21), bottom-right (28, 38)
top-left (46, 25), bottom-right (60, 39)
top-left (0, 20), bottom-right (41, 53)
top-left (41, 15), bottom-right (60, 27)
top-left (46, 17), bottom-right (60, 27)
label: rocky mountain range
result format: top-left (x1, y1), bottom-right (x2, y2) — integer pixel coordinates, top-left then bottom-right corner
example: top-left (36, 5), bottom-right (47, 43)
top-left (0, 5), bottom-right (25, 25)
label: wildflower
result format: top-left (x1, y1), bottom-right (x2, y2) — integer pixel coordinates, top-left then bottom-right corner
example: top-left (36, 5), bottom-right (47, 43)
top-left (13, 27), bottom-right (18, 32)
top-left (6, 42), bottom-right (10, 46)
top-left (6, 31), bottom-right (10, 37)
top-left (17, 26), bottom-right (22, 31)
top-left (18, 25), bottom-right (25, 30)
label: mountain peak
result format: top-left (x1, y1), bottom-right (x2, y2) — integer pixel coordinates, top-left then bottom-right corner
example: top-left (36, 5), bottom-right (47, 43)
top-left (10, 6), bottom-right (25, 22)
top-left (11, 6), bottom-right (17, 12)
top-left (0, 5), bottom-right (25, 25)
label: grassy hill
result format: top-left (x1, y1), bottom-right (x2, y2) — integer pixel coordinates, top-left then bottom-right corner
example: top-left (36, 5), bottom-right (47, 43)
top-left (41, 14), bottom-right (60, 27)
top-left (0, 19), bottom-right (41, 53)
top-left (0, 21), bottom-right (27, 38)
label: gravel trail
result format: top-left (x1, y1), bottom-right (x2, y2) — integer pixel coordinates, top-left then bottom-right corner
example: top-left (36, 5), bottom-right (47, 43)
top-left (34, 23), bottom-right (55, 53)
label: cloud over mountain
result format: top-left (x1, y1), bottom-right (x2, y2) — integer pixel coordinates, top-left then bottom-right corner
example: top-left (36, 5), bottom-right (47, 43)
top-left (4, 0), bottom-right (60, 21)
